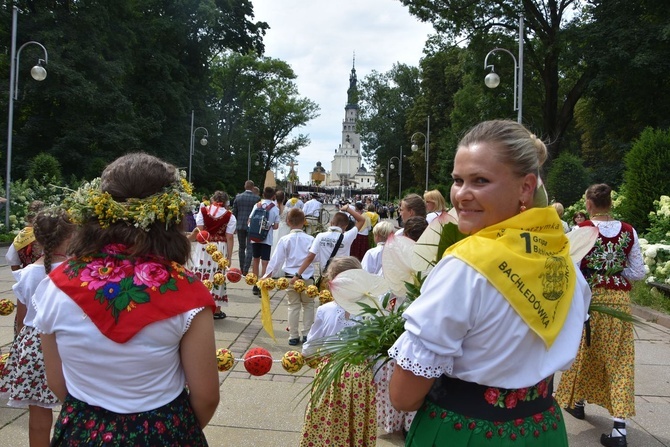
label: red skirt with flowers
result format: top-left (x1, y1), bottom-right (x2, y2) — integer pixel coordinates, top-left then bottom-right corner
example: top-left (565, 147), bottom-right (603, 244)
top-left (51, 390), bottom-right (208, 446)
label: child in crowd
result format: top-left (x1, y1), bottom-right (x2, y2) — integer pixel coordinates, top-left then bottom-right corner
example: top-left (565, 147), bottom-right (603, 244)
top-left (5, 200), bottom-right (45, 271)
top-left (0, 207), bottom-right (75, 447)
top-left (402, 215), bottom-right (429, 242)
top-left (361, 221), bottom-right (394, 276)
top-left (249, 187), bottom-right (281, 295)
top-left (263, 208), bottom-right (315, 346)
top-left (301, 256), bottom-right (377, 447)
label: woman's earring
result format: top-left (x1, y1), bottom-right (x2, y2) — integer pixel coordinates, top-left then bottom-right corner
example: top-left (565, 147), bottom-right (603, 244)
top-left (519, 201), bottom-right (527, 212)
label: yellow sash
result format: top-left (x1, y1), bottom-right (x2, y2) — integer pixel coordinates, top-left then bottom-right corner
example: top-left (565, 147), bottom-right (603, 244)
top-left (446, 207), bottom-right (575, 348)
top-left (12, 227), bottom-right (36, 251)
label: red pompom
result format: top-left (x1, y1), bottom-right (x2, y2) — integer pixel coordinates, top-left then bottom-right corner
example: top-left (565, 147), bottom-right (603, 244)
top-left (196, 230), bottom-right (210, 244)
top-left (243, 347), bottom-right (273, 376)
top-left (226, 267), bottom-right (243, 283)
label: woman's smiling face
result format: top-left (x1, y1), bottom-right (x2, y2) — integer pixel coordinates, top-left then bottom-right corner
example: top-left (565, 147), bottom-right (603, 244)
top-left (450, 142), bottom-right (535, 234)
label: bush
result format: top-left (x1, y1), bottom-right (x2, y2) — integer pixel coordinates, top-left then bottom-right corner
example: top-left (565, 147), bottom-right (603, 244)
top-left (1, 178), bottom-right (70, 233)
top-left (546, 152), bottom-right (591, 205)
top-left (644, 195), bottom-right (670, 244)
top-left (27, 153), bottom-right (63, 184)
top-left (620, 127), bottom-right (670, 231)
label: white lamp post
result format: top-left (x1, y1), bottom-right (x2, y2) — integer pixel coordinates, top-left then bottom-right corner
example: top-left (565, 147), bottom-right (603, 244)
top-left (411, 115), bottom-right (430, 192)
top-left (188, 110), bottom-right (208, 183)
top-left (5, 6), bottom-right (49, 229)
top-left (484, 15), bottom-right (524, 123)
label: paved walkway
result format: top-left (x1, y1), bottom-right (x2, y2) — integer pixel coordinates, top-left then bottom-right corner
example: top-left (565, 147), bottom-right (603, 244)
top-left (0, 241), bottom-right (669, 446)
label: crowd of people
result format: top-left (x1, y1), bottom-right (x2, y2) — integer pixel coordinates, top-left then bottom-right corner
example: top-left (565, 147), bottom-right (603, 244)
top-left (0, 119), bottom-right (646, 447)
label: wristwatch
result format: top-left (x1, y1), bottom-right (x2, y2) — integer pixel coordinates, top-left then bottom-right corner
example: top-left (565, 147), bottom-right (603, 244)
top-left (294, 273), bottom-right (303, 279)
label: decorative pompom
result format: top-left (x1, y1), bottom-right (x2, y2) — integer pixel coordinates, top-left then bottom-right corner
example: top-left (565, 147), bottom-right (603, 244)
top-left (196, 230), bottom-right (210, 244)
top-left (205, 243), bottom-right (218, 254)
top-left (243, 347), bottom-right (273, 376)
top-left (276, 277), bottom-right (290, 290)
top-left (293, 279), bottom-right (306, 293)
top-left (216, 348), bottom-right (235, 372)
top-left (245, 273), bottom-right (258, 286)
top-left (217, 258), bottom-right (229, 270)
top-left (202, 279), bottom-right (214, 291)
top-left (213, 272), bottom-right (226, 286)
top-left (318, 290), bottom-right (334, 305)
top-left (305, 285), bottom-right (319, 298)
top-left (281, 350), bottom-right (305, 374)
top-left (260, 278), bottom-right (276, 291)
top-left (0, 352), bottom-right (9, 375)
top-left (0, 299), bottom-right (15, 316)
top-left (226, 268), bottom-right (243, 283)
top-left (211, 251), bottom-right (223, 262)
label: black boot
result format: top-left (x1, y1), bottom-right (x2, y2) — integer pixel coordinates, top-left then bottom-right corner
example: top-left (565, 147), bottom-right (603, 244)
top-left (600, 423), bottom-right (627, 447)
top-left (563, 402), bottom-right (585, 420)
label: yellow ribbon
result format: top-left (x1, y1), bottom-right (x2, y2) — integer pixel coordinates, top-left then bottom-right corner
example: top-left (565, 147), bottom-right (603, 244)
top-left (259, 286), bottom-right (276, 341)
top-left (446, 207), bottom-right (576, 348)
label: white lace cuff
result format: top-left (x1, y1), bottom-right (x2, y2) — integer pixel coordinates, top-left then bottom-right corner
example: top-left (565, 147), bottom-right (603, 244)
top-left (388, 331), bottom-right (453, 379)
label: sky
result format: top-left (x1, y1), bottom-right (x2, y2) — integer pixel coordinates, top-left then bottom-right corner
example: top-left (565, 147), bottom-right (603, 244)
top-left (251, 0), bottom-right (434, 183)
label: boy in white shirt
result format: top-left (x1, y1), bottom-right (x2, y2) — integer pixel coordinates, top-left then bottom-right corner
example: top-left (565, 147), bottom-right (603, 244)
top-left (294, 204), bottom-right (366, 283)
top-left (264, 208), bottom-right (315, 345)
top-left (361, 221), bottom-right (394, 275)
top-left (248, 187), bottom-right (281, 295)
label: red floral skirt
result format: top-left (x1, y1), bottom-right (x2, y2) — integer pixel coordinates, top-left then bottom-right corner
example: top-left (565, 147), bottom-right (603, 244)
top-left (51, 390), bottom-right (208, 446)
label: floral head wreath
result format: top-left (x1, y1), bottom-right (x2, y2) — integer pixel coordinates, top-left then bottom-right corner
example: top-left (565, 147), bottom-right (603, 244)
top-left (65, 170), bottom-right (198, 231)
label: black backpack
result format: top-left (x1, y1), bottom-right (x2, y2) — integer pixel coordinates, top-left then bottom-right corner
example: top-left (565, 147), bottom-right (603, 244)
top-left (248, 202), bottom-right (276, 243)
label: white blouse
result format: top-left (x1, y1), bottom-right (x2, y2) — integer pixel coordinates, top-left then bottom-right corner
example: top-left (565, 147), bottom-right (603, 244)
top-left (389, 256), bottom-right (591, 389)
top-left (302, 302), bottom-right (358, 357)
top-left (32, 278), bottom-right (204, 413)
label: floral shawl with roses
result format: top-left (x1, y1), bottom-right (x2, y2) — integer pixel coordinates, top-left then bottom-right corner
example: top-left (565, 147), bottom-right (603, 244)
top-left (49, 244), bottom-right (215, 343)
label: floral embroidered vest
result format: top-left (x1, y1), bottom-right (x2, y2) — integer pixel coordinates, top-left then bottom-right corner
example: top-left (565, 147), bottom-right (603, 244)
top-left (579, 220), bottom-right (634, 291)
top-left (201, 206), bottom-right (232, 242)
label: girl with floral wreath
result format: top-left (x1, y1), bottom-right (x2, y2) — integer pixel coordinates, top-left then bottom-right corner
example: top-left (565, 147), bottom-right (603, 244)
top-left (388, 120), bottom-right (592, 446)
top-left (188, 190), bottom-right (236, 319)
top-left (32, 153), bottom-right (219, 446)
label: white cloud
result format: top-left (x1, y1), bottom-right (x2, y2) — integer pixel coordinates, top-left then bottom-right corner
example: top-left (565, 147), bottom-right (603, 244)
top-left (252, 0), bottom-right (433, 183)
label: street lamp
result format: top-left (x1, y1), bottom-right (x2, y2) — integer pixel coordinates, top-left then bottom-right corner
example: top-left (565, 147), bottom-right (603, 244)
top-left (380, 167), bottom-right (390, 202)
top-left (5, 6), bottom-right (49, 229)
top-left (483, 15), bottom-right (524, 123)
top-left (388, 156), bottom-right (399, 200)
top-left (411, 115), bottom-right (430, 192)
top-left (188, 110), bottom-right (208, 183)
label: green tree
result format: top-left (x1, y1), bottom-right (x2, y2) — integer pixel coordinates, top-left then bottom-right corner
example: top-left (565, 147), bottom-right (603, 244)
top-left (27, 152), bottom-right (62, 184)
top-left (620, 127), bottom-right (670, 231)
top-left (546, 152), bottom-right (590, 206)
top-left (207, 53), bottom-right (319, 189)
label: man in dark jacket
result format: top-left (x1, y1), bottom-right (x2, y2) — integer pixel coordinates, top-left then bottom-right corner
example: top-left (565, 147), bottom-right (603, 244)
top-left (232, 180), bottom-right (259, 274)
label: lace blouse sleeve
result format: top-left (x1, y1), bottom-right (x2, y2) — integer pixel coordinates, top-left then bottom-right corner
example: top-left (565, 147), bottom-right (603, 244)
top-left (624, 228), bottom-right (646, 281)
top-left (388, 257), bottom-right (483, 378)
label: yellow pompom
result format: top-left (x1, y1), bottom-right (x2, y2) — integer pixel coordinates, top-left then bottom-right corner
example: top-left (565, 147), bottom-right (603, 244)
top-left (205, 243), bottom-right (218, 255)
top-left (213, 272), bottom-right (226, 286)
top-left (202, 279), bottom-right (214, 291)
top-left (305, 285), bottom-right (319, 298)
top-left (293, 279), bottom-right (306, 293)
top-left (0, 299), bottom-right (15, 316)
top-left (217, 258), bottom-right (229, 269)
top-left (245, 273), bottom-right (258, 286)
top-left (216, 348), bottom-right (235, 372)
top-left (281, 350), bottom-right (305, 373)
top-left (276, 277), bottom-right (290, 290)
top-left (211, 251), bottom-right (223, 262)
top-left (260, 278), bottom-right (276, 291)
top-left (319, 290), bottom-right (334, 305)
top-left (0, 352), bottom-right (9, 375)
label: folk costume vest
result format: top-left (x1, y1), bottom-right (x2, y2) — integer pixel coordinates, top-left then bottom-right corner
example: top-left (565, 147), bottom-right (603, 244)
top-left (579, 220), bottom-right (635, 291)
top-left (201, 204), bottom-right (232, 242)
top-left (446, 207), bottom-right (576, 348)
top-left (49, 245), bottom-right (215, 343)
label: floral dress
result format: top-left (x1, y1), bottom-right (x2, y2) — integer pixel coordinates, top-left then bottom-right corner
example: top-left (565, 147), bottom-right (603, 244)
top-left (556, 219), bottom-right (645, 418)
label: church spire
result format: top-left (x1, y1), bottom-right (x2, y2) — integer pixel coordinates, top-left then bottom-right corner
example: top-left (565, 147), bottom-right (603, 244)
top-left (346, 51), bottom-right (359, 108)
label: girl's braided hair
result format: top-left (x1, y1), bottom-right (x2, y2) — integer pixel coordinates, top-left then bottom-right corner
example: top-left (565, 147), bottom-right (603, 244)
top-left (33, 207), bottom-right (75, 273)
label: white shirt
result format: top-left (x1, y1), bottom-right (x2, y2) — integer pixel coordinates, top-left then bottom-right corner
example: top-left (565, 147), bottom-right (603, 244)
top-left (303, 302), bottom-right (358, 357)
top-left (302, 199), bottom-right (323, 218)
top-left (32, 278), bottom-right (204, 414)
top-left (309, 226), bottom-right (359, 268)
top-left (426, 211), bottom-right (443, 224)
top-left (265, 229), bottom-right (315, 278)
top-left (13, 262), bottom-right (62, 327)
top-left (389, 256), bottom-right (591, 389)
top-left (357, 214), bottom-right (373, 236)
top-left (248, 199), bottom-right (281, 245)
top-left (285, 198), bottom-right (304, 210)
top-left (361, 242), bottom-right (384, 275)
top-left (5, 244), bottom-right (20, 267)
top-left (195, 205), bottom-right (237, 235)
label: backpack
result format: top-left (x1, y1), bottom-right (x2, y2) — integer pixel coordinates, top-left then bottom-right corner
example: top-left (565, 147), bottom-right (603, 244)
top-left (248, 202), bottom-right (276, 243)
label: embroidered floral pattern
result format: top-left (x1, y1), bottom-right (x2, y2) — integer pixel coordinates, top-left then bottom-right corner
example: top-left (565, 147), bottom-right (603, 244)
top-left (483, 377), bottom-right (551, 409)
top-left (62, 245), bottom-right (197, 322)
top-left (584, 229), bottom-right (632, 289)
